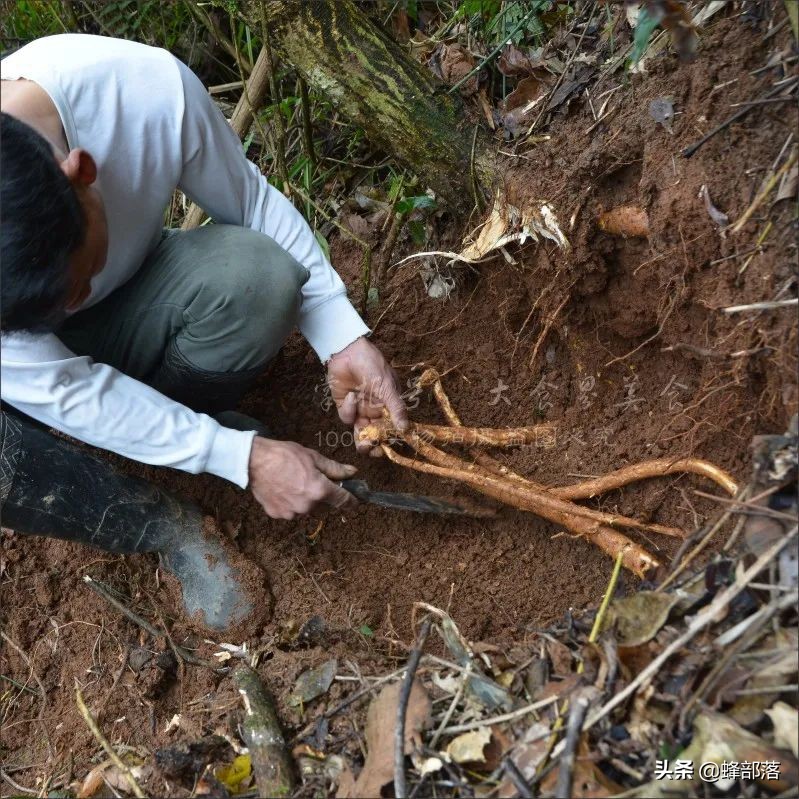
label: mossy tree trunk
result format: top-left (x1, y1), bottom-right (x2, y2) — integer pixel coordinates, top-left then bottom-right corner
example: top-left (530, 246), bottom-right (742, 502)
top-left (243, 0), bottom-right (495, 213)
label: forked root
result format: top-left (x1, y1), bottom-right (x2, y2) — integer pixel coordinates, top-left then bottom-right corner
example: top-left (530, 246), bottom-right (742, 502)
top-left (382, 440), bottom-right (660, 578)
top-left (416, 367), bottom-right (738, 499)
top-left (377, 367), bottom-right (738, 577)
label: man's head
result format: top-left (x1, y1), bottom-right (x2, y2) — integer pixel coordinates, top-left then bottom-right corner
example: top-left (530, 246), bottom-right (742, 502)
top-left (1, 112), bottom-right (108, 333)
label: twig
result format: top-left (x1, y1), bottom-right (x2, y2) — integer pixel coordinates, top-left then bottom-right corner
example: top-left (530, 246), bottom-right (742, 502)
top-left (1, 630), bottom-right (50, 755)
top-left (395, 620), bottom-right (431, 799)
top-left (429, 664), bottom-right (471, 749)
top-left (0, 769), bottom-right (38, 795)
top-left (233, 663), bottom-right (295, 798)
top-left (75, 685), bottom-right (146, 798)
top-left (555, 688), bottom-right (596, 799)
top-left (503, 756), bottom-right (534, 799)
top-left (259, 1), bottom-right (290, 195)
top-left (82, 576), bottom-right (217, 670)
top-left (682, 78), bottom-right (799, 158)
top-left (0, 632), bottom-right (47, 709)
top-left (660, 485), bottom-right (751, 590)
top-left (447, 7), bottom-right (540, 94)
top-left (438, 694), bottom-right (559, 735)
top-left (530, 292), bottom-right (571, 370)
top-left (729, 152), bottom-right (798, 233)
top-left (722, 298), bottom-right (798, 314)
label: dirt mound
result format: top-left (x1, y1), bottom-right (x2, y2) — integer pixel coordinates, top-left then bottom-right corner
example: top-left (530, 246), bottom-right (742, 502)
top-left (2, 8), bottom-right (796, 796)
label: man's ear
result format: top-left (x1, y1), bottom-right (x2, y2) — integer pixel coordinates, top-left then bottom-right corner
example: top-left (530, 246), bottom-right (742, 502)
top-left (59, 148), bottom-right (97, 186)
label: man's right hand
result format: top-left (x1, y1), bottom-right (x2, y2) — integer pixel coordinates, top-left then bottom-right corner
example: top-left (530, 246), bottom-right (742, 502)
top-left (248, 437), bottom-right (357, 520)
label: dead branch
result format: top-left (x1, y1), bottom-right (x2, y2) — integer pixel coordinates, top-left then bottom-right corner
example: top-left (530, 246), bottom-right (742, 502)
top-left (233, 663), bottom-right (295, 798)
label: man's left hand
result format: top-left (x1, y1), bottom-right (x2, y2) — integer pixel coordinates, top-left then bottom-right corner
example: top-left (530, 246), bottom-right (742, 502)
top-left (327, 337), bottom-right (409, 454)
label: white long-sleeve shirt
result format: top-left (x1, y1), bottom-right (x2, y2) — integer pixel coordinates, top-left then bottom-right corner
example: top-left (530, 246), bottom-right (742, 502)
top-left (1, 34), bottom-right (369, 489)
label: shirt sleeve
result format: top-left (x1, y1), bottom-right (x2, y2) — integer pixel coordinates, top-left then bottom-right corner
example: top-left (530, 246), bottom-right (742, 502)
top-left (175, 58), bottom-right (370, 363)
top-left (0, 333), bottom-right (256, 489)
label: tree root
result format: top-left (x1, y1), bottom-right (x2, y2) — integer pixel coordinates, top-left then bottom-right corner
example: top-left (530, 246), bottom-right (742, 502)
top-left (360, 420), bottom-right (556, 448)
top-left (382, 439), bottom-right (660, 578)
top-left (370, 367), bottom-right (739, 577)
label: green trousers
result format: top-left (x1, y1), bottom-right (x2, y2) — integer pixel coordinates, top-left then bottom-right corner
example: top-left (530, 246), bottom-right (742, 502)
top-left (59, 225), bottom-right (309, 413)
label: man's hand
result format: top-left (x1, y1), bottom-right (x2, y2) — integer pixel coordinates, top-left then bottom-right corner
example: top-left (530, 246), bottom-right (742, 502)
top-left (249, 437), bottom-right (357, 520)
top-left (327, 337), bottom-right (409, 455)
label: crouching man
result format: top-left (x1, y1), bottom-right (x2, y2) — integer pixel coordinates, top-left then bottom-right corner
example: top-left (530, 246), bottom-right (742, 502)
top-left (0, 34), bottom-right (408, 632)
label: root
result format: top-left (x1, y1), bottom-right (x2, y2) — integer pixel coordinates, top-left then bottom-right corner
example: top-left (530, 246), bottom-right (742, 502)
top-left (552, 458), bottom-right (739, 500)
top-left (374, 367), bottom-right (736, 577)
top-left (360, 420), bottom-right (556, 448)
top-left (382, 439), bottom-right (660, 578)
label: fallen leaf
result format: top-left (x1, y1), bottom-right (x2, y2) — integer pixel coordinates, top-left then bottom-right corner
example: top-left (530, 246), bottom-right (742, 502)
top-left (602, 591), bottom-right (678, 646)
top-left (502, 76), bottom-right (547, 137)
top-left (78, 765), bottom-right (108, 798)
top-left (288, 659), bottom-right (337, 707)
top-left (498, 44), bottom-right (547, 77)
top-left (430, 43), bottom-right (478, 95)
top-left (445, 727), bottom-right (492, 764)
top-left (215, 754), bottom-right (252, 794)
top-left (338, 679), bottom-right (431, 798)
top-left (597, 205), bottom-right (651, 238)
top-left (546, 638), bottom-right (574, 675)
top-left (766, 701), bottom-right (799, 757)
top-left (496, 722), bottom-right (550, 797)
top-left (104, 765), bottom-right (152, 795)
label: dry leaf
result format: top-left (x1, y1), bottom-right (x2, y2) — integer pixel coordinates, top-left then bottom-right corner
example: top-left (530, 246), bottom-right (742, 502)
top-left (502, 76), bottom-right (547, 137)
top-left (288, 659), bottom-right (337, 706)
top-left (445, 727), bottom-right (492, 764)
top-left (78, 764), bottom-right (109, 799)
top-left (431, 43), bottom-right (478, 94)
top-left (497, 722), bottom-right (550, 798)
top-left (597, 205), bottom-right (651, 238)
top-left (766, 701), bottom-right (799, 757)
top-left (338, 679), bottom-right (431, 798)
top-left (498, 44), bottom-right (547, 77)
top-left (602, 591), bottom-right (678, 647)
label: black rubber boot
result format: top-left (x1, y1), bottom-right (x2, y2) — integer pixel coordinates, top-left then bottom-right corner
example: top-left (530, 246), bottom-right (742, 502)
top-left (0, 410), bottom-right (262, 632)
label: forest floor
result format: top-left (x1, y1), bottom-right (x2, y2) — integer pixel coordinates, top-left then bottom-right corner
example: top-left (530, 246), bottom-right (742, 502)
top-left (2, 3), bottom-right (797, 798)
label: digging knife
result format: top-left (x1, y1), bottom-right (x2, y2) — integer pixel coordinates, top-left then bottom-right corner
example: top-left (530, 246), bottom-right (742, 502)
top-left (340, 479), bottom-right (491, 517)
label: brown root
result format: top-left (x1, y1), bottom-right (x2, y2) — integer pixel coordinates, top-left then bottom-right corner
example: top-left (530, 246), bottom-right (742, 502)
top-left (597, 205), bottom-right (650, 238)
top-left (552, 458), bottom-right (739, 500)
top-left (386, 436), bottom-right (661, 578)
top-left (359, 420), bottom-right (555, 448)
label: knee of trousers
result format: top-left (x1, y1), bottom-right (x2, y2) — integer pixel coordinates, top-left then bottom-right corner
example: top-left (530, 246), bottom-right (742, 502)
top-left (175, 225), bottom-right (310, 373)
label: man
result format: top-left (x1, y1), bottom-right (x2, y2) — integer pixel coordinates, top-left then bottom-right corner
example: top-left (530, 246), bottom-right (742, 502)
top-left (0, 34), bottom-right (408, 631)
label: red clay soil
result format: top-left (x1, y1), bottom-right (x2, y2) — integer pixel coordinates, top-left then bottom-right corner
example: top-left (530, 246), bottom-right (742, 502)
top-left (2, 9), bottom-right (797, 795)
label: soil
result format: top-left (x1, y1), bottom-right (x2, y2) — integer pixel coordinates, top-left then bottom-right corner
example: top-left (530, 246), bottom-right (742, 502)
top-left (2, 8), bottom-right (797, 796)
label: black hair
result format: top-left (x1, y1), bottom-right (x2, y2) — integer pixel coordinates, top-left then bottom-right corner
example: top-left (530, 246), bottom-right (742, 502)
top-left (1, 111), bottom-right (86, 332)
